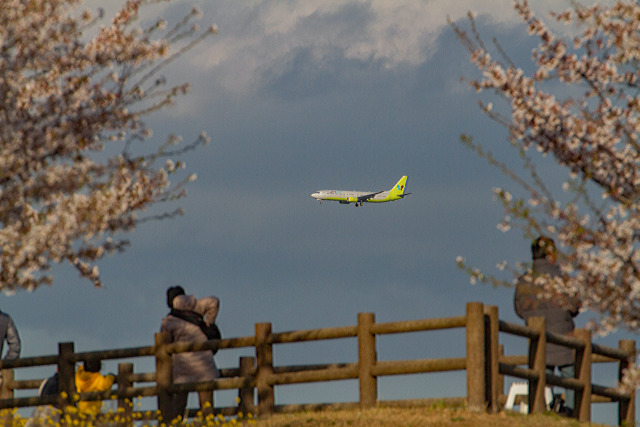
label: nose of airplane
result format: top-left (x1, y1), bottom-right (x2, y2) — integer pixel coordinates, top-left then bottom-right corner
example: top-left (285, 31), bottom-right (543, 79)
top-left (311, 192), bottom-right (319, 198)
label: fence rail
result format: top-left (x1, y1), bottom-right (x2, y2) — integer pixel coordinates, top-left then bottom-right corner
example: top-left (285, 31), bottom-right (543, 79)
top-left (0, 302), bottom-right (634, 425)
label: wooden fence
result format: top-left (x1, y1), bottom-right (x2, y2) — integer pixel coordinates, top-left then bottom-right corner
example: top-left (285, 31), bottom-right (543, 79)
top-left (0, 302), bottom-right (634, 425)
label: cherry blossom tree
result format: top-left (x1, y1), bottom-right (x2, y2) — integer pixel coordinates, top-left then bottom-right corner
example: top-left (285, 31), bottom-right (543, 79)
top-left (452, 0), bottom-right (640, 340)
top-left (0, 0), bottom-right (215, 291)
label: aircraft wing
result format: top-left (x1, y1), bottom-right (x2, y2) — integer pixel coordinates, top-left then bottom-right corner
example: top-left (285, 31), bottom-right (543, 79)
top-left (357, 191), bottom-right (383, 202)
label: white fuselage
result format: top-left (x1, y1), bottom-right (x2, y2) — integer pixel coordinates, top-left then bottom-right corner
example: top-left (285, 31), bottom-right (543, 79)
top-left (310, 190), bottom-right (392, 203)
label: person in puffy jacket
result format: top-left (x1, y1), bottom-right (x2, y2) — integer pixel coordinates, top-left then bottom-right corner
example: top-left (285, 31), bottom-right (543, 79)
top-left (0, 310), bottom-right (20, 392)
top-left (74, 359), bottom-right (115, 417)
top-left (160, 293), bottom-right (220, 422)
top-left (0, 310), bottom-right (20, 361)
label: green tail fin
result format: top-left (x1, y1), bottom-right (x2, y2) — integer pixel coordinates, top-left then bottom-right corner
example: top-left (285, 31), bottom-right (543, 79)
top-left (388, 176), bottom-right (408, 196)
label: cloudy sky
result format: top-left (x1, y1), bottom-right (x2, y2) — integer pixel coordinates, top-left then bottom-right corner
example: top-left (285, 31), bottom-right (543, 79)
top-left (5, 0), bottom-right (635, 423)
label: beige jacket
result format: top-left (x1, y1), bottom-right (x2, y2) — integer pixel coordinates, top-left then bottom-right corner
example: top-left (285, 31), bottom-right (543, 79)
top-left (160, 295), bottom-right (220, 383)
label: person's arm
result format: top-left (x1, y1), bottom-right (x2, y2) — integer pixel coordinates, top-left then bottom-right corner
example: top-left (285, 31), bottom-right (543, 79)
top-left (197, 297), bottom-right (220, 326)
top-left (4, 318), bottom-right (20, 360)
top-left (100, 373), bottom-right (116, 390)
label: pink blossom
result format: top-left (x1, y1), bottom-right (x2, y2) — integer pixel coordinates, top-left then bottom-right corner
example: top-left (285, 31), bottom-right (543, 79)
top-left (453, 0), bottom-right (640, 386)
top-left (0, 0), bottom-right (214, 290)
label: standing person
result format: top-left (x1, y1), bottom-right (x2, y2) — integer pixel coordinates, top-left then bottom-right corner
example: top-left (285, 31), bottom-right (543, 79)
top-left (0, 309), bottom-right (20, 361)
top-left (74, 359), bottom-right (116, 418)
top-left (514, 236), bottom-right (580, 416)
top-left (160, 293), bottom-right (220, 423)
top-left (0, 307), bottom-right (20, 418)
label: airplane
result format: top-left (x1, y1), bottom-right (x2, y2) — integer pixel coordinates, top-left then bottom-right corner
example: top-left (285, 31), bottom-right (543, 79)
top-left (311, 176), bottom-right (410, 206)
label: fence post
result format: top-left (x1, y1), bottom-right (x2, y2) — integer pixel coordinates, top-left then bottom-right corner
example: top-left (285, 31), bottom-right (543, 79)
top-left (526, 316), bottom-right (546, 414)
top-left (238, 356), bottom-right (255, 415)
top-left (484, 305), bottom-right (499, 413)
top-left (358, 312), bottom-right (377, 409)
top-left (619, 339), bottom-right (636, 426)
top-left (117, 363), bottom-right (134, 424)
top-left (255, 322), bottom-right (274, 415)
top-left (0, 369), bottom-right (13, 399)
top-left (466, 302), bottom-right (485, 412)
top-left (58, 342), bottom-right (76, 414)
top-left (0, 369), bottom-right (14, 425)
top-left (574, 328), bottom-right (591, 422)
top-left (498, 344), bottom-right (505, 402)
top-left (155, 332), bottom-right (173, 423)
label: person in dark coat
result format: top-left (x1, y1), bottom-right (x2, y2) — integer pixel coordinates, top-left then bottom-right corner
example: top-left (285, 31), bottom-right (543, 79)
top-left (514, 236), bottom-right (581, 415)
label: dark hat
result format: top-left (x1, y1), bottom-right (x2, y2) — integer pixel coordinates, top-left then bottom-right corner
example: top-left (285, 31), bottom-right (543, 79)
top-left (84, 359), bottom-right (101, 373)
top-left (167, 286), bottom-right (185, 309)
top-left (531, 236), bottom-right (556, 260)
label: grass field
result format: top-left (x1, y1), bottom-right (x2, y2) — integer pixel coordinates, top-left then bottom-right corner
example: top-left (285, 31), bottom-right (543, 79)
top-left (9, 404), bottom-right (608, 426)
top-left (251, 406), bottom-right (605, 427)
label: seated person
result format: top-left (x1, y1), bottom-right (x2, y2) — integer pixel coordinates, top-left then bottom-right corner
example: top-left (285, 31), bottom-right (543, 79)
top-left (75, 359), bottom-right (116, 416)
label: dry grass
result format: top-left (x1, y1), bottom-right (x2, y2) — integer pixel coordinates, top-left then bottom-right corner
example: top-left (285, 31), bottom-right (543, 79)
top-left (253, 405), bottom-right (605, 427)
top-left (6, 403), bottom-right (609, 426)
